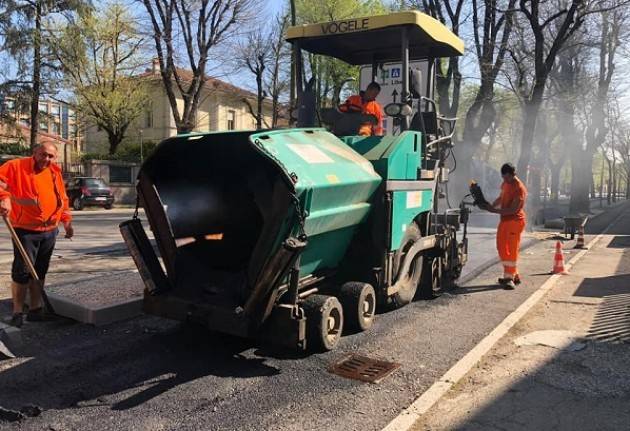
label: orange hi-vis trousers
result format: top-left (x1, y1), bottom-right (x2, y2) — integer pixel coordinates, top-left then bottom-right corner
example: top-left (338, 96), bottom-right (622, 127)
top-left (496, 219), bottom-right (526, 279)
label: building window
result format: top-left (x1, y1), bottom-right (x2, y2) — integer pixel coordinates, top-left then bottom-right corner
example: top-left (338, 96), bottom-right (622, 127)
top-left (39, 102), bottom-right (48, 113)
top-left (109, 165), bottom-right (132, 183)
top-left (39, 119), bottom-right (48, 132)
top-left (51, 104), bottom-right (60, 117)
top-left (227, 110), bottom-right (236, 130)
top-left (145, 105), bottom-right (153, 128)
top-left (51, 122), bottom-right (60, 135)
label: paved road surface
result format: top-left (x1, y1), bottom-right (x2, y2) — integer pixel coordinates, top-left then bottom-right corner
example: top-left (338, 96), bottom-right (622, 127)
top-left (0, 204), bottom-right (626, 431)
top-left (0, 209), bottom-right (147, 261)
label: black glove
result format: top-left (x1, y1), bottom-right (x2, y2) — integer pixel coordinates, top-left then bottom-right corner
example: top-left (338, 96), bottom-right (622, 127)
top-left (469, 182), bottom-right (490, 208)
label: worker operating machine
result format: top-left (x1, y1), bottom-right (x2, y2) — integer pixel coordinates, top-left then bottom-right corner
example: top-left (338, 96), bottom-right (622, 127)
top-left (120, 11), bottom-right (470, 352)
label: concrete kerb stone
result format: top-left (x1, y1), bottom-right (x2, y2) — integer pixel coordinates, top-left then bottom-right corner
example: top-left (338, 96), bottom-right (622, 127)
top-left (46, 293), bottom-right (143, 326)
top-left (381, 209), bottom-right (627, 431)
top-left (45, 271), bottom-right (145, 326)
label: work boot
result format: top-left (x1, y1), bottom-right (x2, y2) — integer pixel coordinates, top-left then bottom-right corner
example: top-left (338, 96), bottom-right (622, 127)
top-left (503, 279), bottom-right (516, 290)
top-left (9, 313), bottom-right (24, 328)
top-left (26, 307), bottom-right (48, 322)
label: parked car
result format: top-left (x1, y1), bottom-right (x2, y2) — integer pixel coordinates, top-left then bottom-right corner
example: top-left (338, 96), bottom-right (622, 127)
top-left (66, 177), bottom-right (114, 210)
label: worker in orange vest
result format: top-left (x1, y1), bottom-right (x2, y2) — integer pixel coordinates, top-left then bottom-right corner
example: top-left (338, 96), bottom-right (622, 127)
top-left (0, 143), bottom-right (74, 327)
top-left (339, 82), bottom-right (384, 136)
top-left (480, 163), bottom-right (527, 290)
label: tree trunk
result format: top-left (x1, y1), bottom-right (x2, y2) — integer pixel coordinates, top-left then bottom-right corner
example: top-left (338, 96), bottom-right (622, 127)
top-left (256, 66), bottom-right (264, 129)
top-left (569, 149), bottom-right (593, 213)
top-left (457, 87), bottom-right (496, 196)
top-left (550, 162), bottom-right (561, 205)
top-left (612, 165), bottom-right (617, 203)
top-left (529, 161), bottom-right (543, 223)
top-left (517, 88), bottom-right (544, 184)
top-left (606, 157), bottom-right (612, 205)
top-left (436, 57), bottom-right (461, 118)
top-left (289, 0), bottom-right (297, 124)
top-left (599, 156), bottom-right (606, 208)
top-left (108, 132), bottom-right (122, 155)
top-left (29, 0), bottom-right (42, 149)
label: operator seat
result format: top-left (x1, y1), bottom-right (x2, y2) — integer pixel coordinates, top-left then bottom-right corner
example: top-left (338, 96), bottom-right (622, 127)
top-left (320, 108), bottom-right (377, 136)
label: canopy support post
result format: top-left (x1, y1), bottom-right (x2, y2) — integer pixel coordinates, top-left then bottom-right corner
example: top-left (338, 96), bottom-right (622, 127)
top-left (371, 57), bottom-right (378, 83)
top-left (401, 26), bottom-right (410, 131)
top-left (425, 57), bottom-right (435, 112)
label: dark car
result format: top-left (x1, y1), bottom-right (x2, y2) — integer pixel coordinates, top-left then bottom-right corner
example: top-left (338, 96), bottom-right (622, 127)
top-left (66, 177), bottom-right (114, 210)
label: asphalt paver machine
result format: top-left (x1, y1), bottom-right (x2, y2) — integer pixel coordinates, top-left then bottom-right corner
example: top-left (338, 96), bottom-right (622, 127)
top-left (120, 11), bottom-right (470, 351)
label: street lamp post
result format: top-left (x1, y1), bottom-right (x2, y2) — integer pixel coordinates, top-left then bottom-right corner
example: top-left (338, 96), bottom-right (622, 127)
top-left (139, 129), bottom-right (144, 163)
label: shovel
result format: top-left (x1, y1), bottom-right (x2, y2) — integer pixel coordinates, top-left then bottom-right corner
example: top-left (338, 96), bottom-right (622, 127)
top-left (2, 215), bottom-right (55, 314)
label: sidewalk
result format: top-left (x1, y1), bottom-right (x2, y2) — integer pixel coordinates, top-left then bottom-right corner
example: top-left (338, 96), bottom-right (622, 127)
top-left (411, 232), bottom-right (630, 430)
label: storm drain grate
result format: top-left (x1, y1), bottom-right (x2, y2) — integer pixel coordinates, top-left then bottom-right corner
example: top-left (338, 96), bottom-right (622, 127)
top-left (328, 354), bottom-right (400, 383)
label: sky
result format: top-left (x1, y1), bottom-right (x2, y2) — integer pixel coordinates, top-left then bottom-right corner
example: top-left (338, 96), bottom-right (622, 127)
top-left (268, 0), bottom-right (285, 16)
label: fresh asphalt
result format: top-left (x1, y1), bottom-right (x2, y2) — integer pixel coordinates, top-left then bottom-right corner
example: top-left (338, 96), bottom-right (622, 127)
top-left (0, 203), bottom-right (628, 431)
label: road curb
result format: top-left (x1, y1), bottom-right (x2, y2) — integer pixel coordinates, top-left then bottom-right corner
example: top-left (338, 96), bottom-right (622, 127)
top-left (46, 293), bottom-right (143, 326)
top-left (586, 199), bottom-right (628, 222)
top-left (381, 209), bottom-right (626, 431)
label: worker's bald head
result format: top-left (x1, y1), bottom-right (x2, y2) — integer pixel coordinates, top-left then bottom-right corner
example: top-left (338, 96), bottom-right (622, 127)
top-left (33, 143), bottom-right (58, 171)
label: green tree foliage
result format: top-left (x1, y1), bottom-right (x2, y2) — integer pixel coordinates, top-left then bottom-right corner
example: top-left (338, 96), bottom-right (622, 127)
top-left (49, 2), bottom-right (149, 155)
top-left (293, 0), bottom-right (389, 108)
top-left (0, 142), bottom-right (29, 155)
top-left (0, 0), bottom-right (90, 148)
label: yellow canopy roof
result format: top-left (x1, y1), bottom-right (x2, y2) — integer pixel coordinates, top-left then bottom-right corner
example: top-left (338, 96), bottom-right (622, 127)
top-left (286, 11), bottom-right (464, 64)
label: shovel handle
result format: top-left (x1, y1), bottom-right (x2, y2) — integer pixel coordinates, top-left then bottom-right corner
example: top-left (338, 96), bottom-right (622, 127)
top-left (3, 216), bottom-right (55, 313)
top-left (3, 216), bottom-right (39, 281)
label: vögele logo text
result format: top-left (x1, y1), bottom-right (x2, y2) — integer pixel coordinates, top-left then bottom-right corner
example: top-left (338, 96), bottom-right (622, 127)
top-left (321, 18), bottom-right (369, 35)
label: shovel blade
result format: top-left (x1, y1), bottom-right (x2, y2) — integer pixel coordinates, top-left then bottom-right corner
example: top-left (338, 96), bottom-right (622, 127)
top-left (0, 340), bottom-right (15, 359)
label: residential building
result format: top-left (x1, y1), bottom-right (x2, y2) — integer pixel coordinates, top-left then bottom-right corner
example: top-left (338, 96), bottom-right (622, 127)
top-left (83, 61), bottom-right (281, 154)
top-left (0, 96), bottom-right (83, 169)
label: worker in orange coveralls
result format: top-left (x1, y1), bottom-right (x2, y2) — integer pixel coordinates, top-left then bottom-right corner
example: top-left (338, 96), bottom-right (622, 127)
top-left (481, 163), bottom-right (527, 290)
top-left (339, 82), bottom-right (384, 136)
top-left (0, 143), bottom-right (74, 327)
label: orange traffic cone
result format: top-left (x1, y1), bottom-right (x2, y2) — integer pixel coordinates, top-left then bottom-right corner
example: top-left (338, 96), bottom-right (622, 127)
top-left (575, 225), bottom-right (585, 249)
top-left (552, 241), bottom-right (567, 274)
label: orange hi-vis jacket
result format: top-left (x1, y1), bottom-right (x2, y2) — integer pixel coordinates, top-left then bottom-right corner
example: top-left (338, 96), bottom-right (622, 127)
top-left (0, 157), bottom-right (71, 231)
top-left (340, 95), bottom-right (384, 136)
top-left (496, 176), bottom-right (527, 279)
top-left (499, 177), bottom-right (527, 222)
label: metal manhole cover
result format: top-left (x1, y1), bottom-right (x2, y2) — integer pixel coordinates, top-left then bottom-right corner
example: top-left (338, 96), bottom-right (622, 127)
top-left (329, 354), bottom-right (400, 383)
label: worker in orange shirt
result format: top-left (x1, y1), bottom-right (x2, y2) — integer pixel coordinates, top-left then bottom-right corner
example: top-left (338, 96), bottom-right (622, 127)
top-left (0, 143), bottom-right (74, 327)
top-left (481, 163), bottom-right (527, 290)
top-left (339, 82), bottom-right (384, 136)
